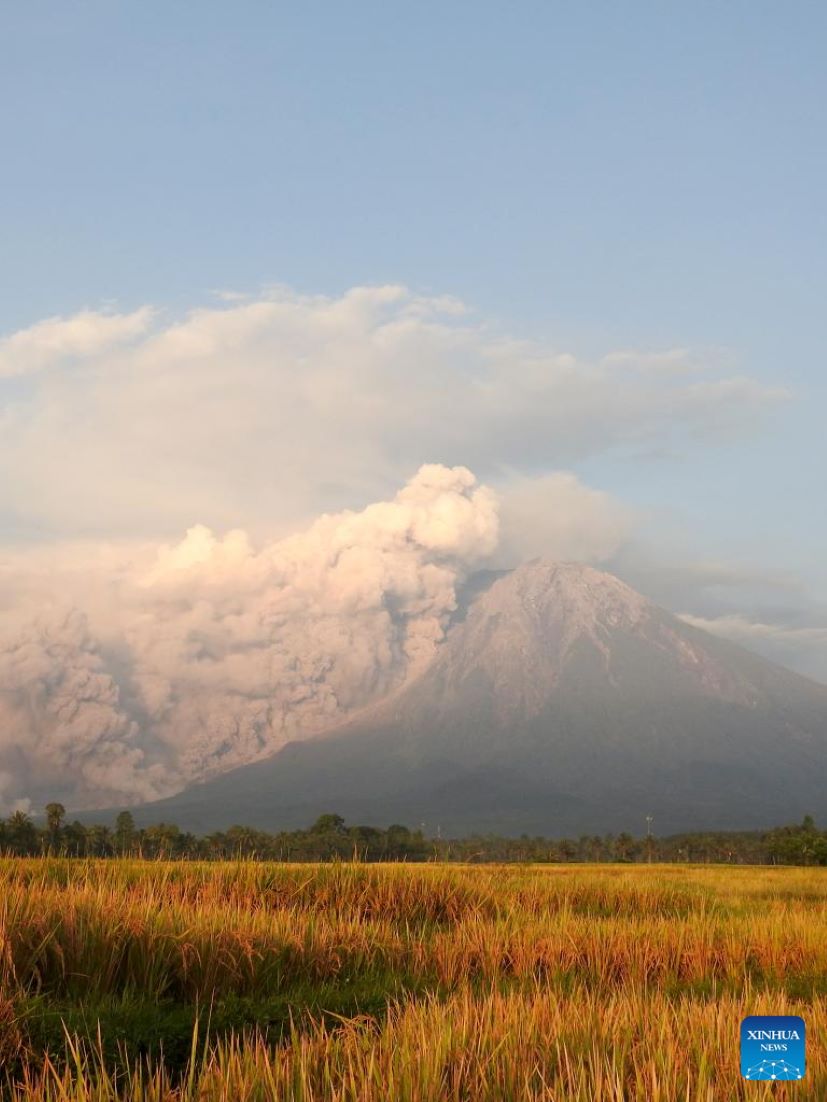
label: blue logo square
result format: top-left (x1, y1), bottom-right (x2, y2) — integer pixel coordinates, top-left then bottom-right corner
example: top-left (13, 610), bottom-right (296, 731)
top-left (741, 1015), bottom-right (805, 1081)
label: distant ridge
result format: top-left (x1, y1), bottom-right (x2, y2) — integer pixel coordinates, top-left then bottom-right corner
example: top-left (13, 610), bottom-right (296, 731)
top-left (98, 561), bottom-right (827, 835)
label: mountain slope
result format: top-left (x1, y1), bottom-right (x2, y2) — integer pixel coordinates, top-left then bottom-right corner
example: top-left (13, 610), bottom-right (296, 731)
top-left (120, 561), bottom-right (827, 835)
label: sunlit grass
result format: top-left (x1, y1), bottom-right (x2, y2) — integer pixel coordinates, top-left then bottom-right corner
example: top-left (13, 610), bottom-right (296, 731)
top-left (2, 860), bottom-right (826, 1098)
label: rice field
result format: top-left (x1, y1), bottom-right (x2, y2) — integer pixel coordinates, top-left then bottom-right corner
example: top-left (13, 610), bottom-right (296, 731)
top-left (1, 859), bottom-right (825, 1099)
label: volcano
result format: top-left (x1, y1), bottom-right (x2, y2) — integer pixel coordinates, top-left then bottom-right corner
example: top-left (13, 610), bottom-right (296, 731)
top-left (123, 561), bottom-right (827, 835)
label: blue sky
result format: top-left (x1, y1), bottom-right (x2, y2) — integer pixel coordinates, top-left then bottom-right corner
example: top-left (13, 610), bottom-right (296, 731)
top-left (1, 2), bottom-right (826, 677)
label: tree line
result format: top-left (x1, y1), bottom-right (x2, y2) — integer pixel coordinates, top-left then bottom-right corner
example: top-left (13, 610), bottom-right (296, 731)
top-left (1, 804), bottom-right (826, 864)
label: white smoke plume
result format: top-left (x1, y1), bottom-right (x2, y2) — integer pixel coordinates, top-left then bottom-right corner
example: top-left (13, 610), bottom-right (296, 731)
top-left (0, 465), bottom-right (498, 811)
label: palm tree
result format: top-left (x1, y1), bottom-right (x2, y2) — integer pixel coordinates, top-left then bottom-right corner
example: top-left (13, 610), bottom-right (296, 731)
top-left (8, 810), bottom-right (37, 855)
top-left (45, 802), bottom-right (66, 851)
top-left (114, 811), bottom-right (137, 854)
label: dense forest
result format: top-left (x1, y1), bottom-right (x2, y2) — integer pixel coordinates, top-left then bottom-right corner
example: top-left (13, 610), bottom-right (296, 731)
top-left (1, 804), bottom-right (826, 864)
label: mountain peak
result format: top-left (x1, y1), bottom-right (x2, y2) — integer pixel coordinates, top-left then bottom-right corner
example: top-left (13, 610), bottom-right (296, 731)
top-left (488, 559), bottom-right (651, 623)
top-left (443, 561), bottom-right (653, 699)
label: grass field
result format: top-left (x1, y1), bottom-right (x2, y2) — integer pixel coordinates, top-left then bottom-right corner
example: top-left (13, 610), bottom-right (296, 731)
top-left (1, 859), bottom-right (825, 1099)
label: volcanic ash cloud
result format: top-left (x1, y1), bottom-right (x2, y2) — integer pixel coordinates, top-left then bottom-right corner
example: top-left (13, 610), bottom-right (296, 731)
top-left (0, 465), bottom-right (499, 811)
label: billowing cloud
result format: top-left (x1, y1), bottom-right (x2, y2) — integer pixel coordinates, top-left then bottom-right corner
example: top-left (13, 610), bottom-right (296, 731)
top-left (0, 464), bottom-right (504, 811)
top-left (0, 307), bottom-right (153, 379)
top-left (0, 285), bottom-right (785, 539)
top-left (0, 608), bottom-right (162, 810)
top-left (494, 472), bottom-right (633, 566)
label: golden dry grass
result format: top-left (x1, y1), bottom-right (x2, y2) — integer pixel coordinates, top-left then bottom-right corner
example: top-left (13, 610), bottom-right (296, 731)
top-left (1, 859), bottom-right (825, 1099)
